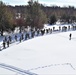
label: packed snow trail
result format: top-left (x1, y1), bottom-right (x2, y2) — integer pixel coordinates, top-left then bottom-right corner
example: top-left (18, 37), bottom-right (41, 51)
top-left (0, 63), bottom-right (37, 75)
top-left (27, 63), bottom-right (75, 71)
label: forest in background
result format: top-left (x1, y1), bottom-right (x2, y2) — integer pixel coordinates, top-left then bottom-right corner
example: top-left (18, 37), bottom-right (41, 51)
top-left (0, 0), bottom-right (76, 36)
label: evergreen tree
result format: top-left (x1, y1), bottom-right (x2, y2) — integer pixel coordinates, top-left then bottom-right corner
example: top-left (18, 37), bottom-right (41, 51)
top-left (49, 15), bottom-right (57, 25)
top-left (0, 1), bottom-right (14, 36)
top-left (26, 0), bottom-right (47, 29)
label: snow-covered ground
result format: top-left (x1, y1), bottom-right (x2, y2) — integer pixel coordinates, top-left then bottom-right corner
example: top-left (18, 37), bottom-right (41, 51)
top-left (0, 67), bottom-right (17, 75)
top-left (0, 26), bottom-right (76, 75)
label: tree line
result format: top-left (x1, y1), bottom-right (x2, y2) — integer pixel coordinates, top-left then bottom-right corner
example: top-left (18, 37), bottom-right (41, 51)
top-left (0, 1), bottom-right (76, 36)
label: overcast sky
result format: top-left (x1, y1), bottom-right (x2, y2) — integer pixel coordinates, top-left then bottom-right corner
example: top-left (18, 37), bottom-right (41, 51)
top-left (1, 0), bottom-right (76, 7)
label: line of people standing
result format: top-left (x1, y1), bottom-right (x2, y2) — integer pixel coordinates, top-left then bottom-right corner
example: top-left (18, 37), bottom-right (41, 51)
top-left (1, 26), bottom-right (73, 50)
top-left (2, 28), bottom-right (48, 49)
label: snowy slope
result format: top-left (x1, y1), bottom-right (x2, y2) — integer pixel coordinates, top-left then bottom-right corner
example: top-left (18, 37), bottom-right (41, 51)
top-left (0, 31), bottom-right (76, 75)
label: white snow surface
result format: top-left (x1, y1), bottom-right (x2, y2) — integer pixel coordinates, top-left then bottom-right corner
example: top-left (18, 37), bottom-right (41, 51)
top-left (0, 30), bottom-right (76, 75)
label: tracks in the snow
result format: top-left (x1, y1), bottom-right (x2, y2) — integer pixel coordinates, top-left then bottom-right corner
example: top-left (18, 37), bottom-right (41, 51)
top-left (0, 63), bottom-right (37, 75)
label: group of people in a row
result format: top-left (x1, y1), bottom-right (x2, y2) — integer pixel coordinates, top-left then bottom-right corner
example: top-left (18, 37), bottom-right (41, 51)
top-left (1, 28), bottom-right (53, 49)
top-left (1, 25), bottom-right (75, 50)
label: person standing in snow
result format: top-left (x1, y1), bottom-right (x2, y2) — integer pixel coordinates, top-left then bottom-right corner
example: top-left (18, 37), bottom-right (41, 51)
top-left (4, 36), bottom-right (7, 42)
top-left (25, 33), bottom-right (27, 40)
top-left (7, 40), bottom-right (9, 47)
top-left (21, 33), bottom-right (24, 40)
top-left (3, 40), bottom-right (6, 49)
top-left (8, 36), bottom-right (12, 43)
top-left (37, 29), bottom-right (40, 36)
top-left (69, 33), bottom-right (72, 40)
top-left (19, 36), bottom-right (22, 42)
top-left (15, 35), bottom-right (17, 41)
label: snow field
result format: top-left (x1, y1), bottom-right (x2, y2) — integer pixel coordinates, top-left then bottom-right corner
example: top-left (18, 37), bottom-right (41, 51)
top-left (0, 25), bottom-right (76, 74)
